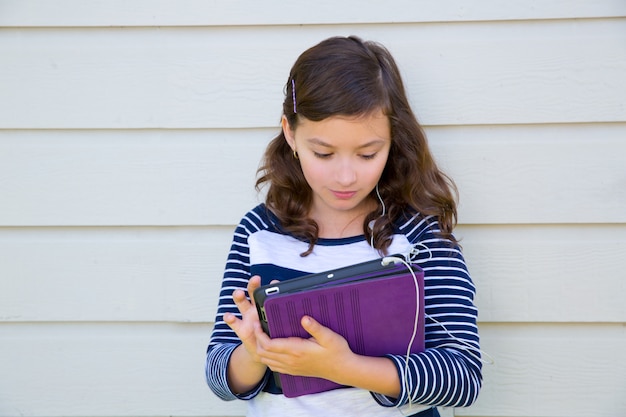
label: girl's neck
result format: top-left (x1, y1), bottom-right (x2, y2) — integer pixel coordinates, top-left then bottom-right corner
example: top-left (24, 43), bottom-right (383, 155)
top-left (310, 198), bottom-right (376, 239)
top-left (317, 215), bottom-right (365, 239)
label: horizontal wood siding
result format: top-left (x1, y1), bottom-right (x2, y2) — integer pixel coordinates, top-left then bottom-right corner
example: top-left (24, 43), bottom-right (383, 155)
top-left (1, 124), bottom-right (625, 226)
top-left (1, 224), bottom-right (625, 324)
top-left (2, 0), bottom-right (626, 27)
top-left (0, 2), bottom-right (624, 417)
top-left (1, 323), bottom-right (624, 416)
top-left (1, 20), bottom-right (625, 129)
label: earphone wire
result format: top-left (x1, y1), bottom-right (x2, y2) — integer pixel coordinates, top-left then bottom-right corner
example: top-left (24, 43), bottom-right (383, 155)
top-left (370, 184), bottom-right (386, 248)
top-left (374, 189), bottom-right (492, 408)
top-left (382, 255), bottom-right (420, 410)
top-left (385, 248), bottom-right (494, 412)
top-left (376, 183), bottom-right (386, 217)
top-left (409, 245), bottom-right (493, 367)
top-left (401, 257), bottom-right (420, 409)
top-left (406, 245), bottom-right (494, 367)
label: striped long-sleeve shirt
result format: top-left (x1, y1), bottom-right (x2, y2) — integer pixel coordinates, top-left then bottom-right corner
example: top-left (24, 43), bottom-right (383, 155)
top-left (205, 204), bottom-right (482, 417)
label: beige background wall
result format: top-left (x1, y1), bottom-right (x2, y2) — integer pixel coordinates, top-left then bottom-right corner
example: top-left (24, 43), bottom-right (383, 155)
top-left (1, 1), bottom-right (625, 416)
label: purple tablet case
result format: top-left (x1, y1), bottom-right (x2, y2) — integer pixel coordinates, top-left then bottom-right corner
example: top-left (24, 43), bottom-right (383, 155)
top-left (260, 260), bottom-right (424, 397)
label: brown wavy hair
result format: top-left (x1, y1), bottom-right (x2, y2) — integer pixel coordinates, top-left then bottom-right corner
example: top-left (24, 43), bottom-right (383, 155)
top-left (256, 36), bottom-right (458, 256)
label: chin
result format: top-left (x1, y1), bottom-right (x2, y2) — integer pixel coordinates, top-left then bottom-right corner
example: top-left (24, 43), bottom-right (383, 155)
top-left (330, 199), bottom-right (368, 212)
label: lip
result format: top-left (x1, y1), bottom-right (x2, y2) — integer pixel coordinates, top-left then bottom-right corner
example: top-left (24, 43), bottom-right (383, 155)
top-left (331, 190), bottom-right (357, 200)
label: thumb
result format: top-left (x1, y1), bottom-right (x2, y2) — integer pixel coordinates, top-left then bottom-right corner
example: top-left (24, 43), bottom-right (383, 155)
top-left (301, 315), bottom-right (330, 342)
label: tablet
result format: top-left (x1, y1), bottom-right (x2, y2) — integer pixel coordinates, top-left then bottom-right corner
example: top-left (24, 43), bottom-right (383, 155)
top-left (253, 255), bottom-right (425, 397)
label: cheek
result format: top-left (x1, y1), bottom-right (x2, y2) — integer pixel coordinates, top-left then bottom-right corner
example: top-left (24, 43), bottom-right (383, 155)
top-left (366, 161), bottom-right (388, 184)
top-left (367, 154), bottom-right (390, 180)
top-left (298, 160), bottom-right (327, 187)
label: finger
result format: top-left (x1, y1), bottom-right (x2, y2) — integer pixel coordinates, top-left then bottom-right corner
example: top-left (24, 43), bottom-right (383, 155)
top-left (223, 312), bottom-right (241, 332)
top-left (247, 275), bottom-right (262, 305)
top-left (301, 316), bottom-right (332, 344)
top-left (254, 323), bottom-right (293, 356)
top-left (254, 323), bottom-right (276, 362)
top-left (232, 289), bottom-right (253, 314)
top-left (254, 320), bottom-right (271, 344)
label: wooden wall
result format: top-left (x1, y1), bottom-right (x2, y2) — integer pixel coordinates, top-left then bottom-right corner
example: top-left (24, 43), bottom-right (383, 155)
top-left (1, 1), bottom-right (625, 416)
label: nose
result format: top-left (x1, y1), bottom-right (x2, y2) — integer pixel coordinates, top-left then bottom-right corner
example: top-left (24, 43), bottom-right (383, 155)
top-left (334, 158), bottom-right (357, 186)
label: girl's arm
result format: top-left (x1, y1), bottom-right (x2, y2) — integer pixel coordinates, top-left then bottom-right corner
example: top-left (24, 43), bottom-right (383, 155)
top-left (372, 221), bottom-right (482, 407)
top-left (205, 214), bottom-right (271, 401)
top-left (222, 276), bottom-right (270, 394)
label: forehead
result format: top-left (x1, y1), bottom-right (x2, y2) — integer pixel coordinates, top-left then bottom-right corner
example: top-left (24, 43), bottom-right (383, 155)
top-left (295, 110), bottom-right (391, 145)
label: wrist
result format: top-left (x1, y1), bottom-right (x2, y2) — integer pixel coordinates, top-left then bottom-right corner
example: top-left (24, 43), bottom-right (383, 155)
top-left (334, 354), bottom-right (401, 398)
top-left (227, 344), bottom-right (268, 394)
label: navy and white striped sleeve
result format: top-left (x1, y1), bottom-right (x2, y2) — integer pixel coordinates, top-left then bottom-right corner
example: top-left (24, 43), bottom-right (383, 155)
top-left (372, 216), bottom-right (482, 408)
top-left (205, 209), bottom-right (271, 401)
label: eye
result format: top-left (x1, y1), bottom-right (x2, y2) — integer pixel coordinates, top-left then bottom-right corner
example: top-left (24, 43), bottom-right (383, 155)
top-left (360, 153), bottom-right (377, 160)
top-left (313, 152), bottom-right (332, 159)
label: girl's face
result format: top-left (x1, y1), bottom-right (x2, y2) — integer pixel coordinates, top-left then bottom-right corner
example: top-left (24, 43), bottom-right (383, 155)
top-left (283, 110), bottom-right (391, 233)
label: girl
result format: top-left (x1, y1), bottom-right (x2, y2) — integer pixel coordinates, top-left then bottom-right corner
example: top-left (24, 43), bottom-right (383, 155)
top-left (205, 36), bottom-right (482, 417)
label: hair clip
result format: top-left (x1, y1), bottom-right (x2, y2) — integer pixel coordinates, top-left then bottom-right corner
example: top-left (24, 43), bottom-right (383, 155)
top-left (291, 79), bottom-right (297, 114)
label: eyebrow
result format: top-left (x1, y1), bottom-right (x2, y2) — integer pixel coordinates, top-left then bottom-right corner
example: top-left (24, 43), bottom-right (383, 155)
top-left (307, 137), bottom-right (388, 149)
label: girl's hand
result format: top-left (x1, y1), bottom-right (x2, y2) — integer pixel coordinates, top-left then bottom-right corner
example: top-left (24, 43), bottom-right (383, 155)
top-left (254, 315), bottom-right (355, 382)
top-left (224, 275), bottom-right (264, 363)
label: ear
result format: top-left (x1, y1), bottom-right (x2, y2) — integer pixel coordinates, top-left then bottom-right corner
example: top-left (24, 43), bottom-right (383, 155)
top-left (281, 115), bottom-right (296, 151)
